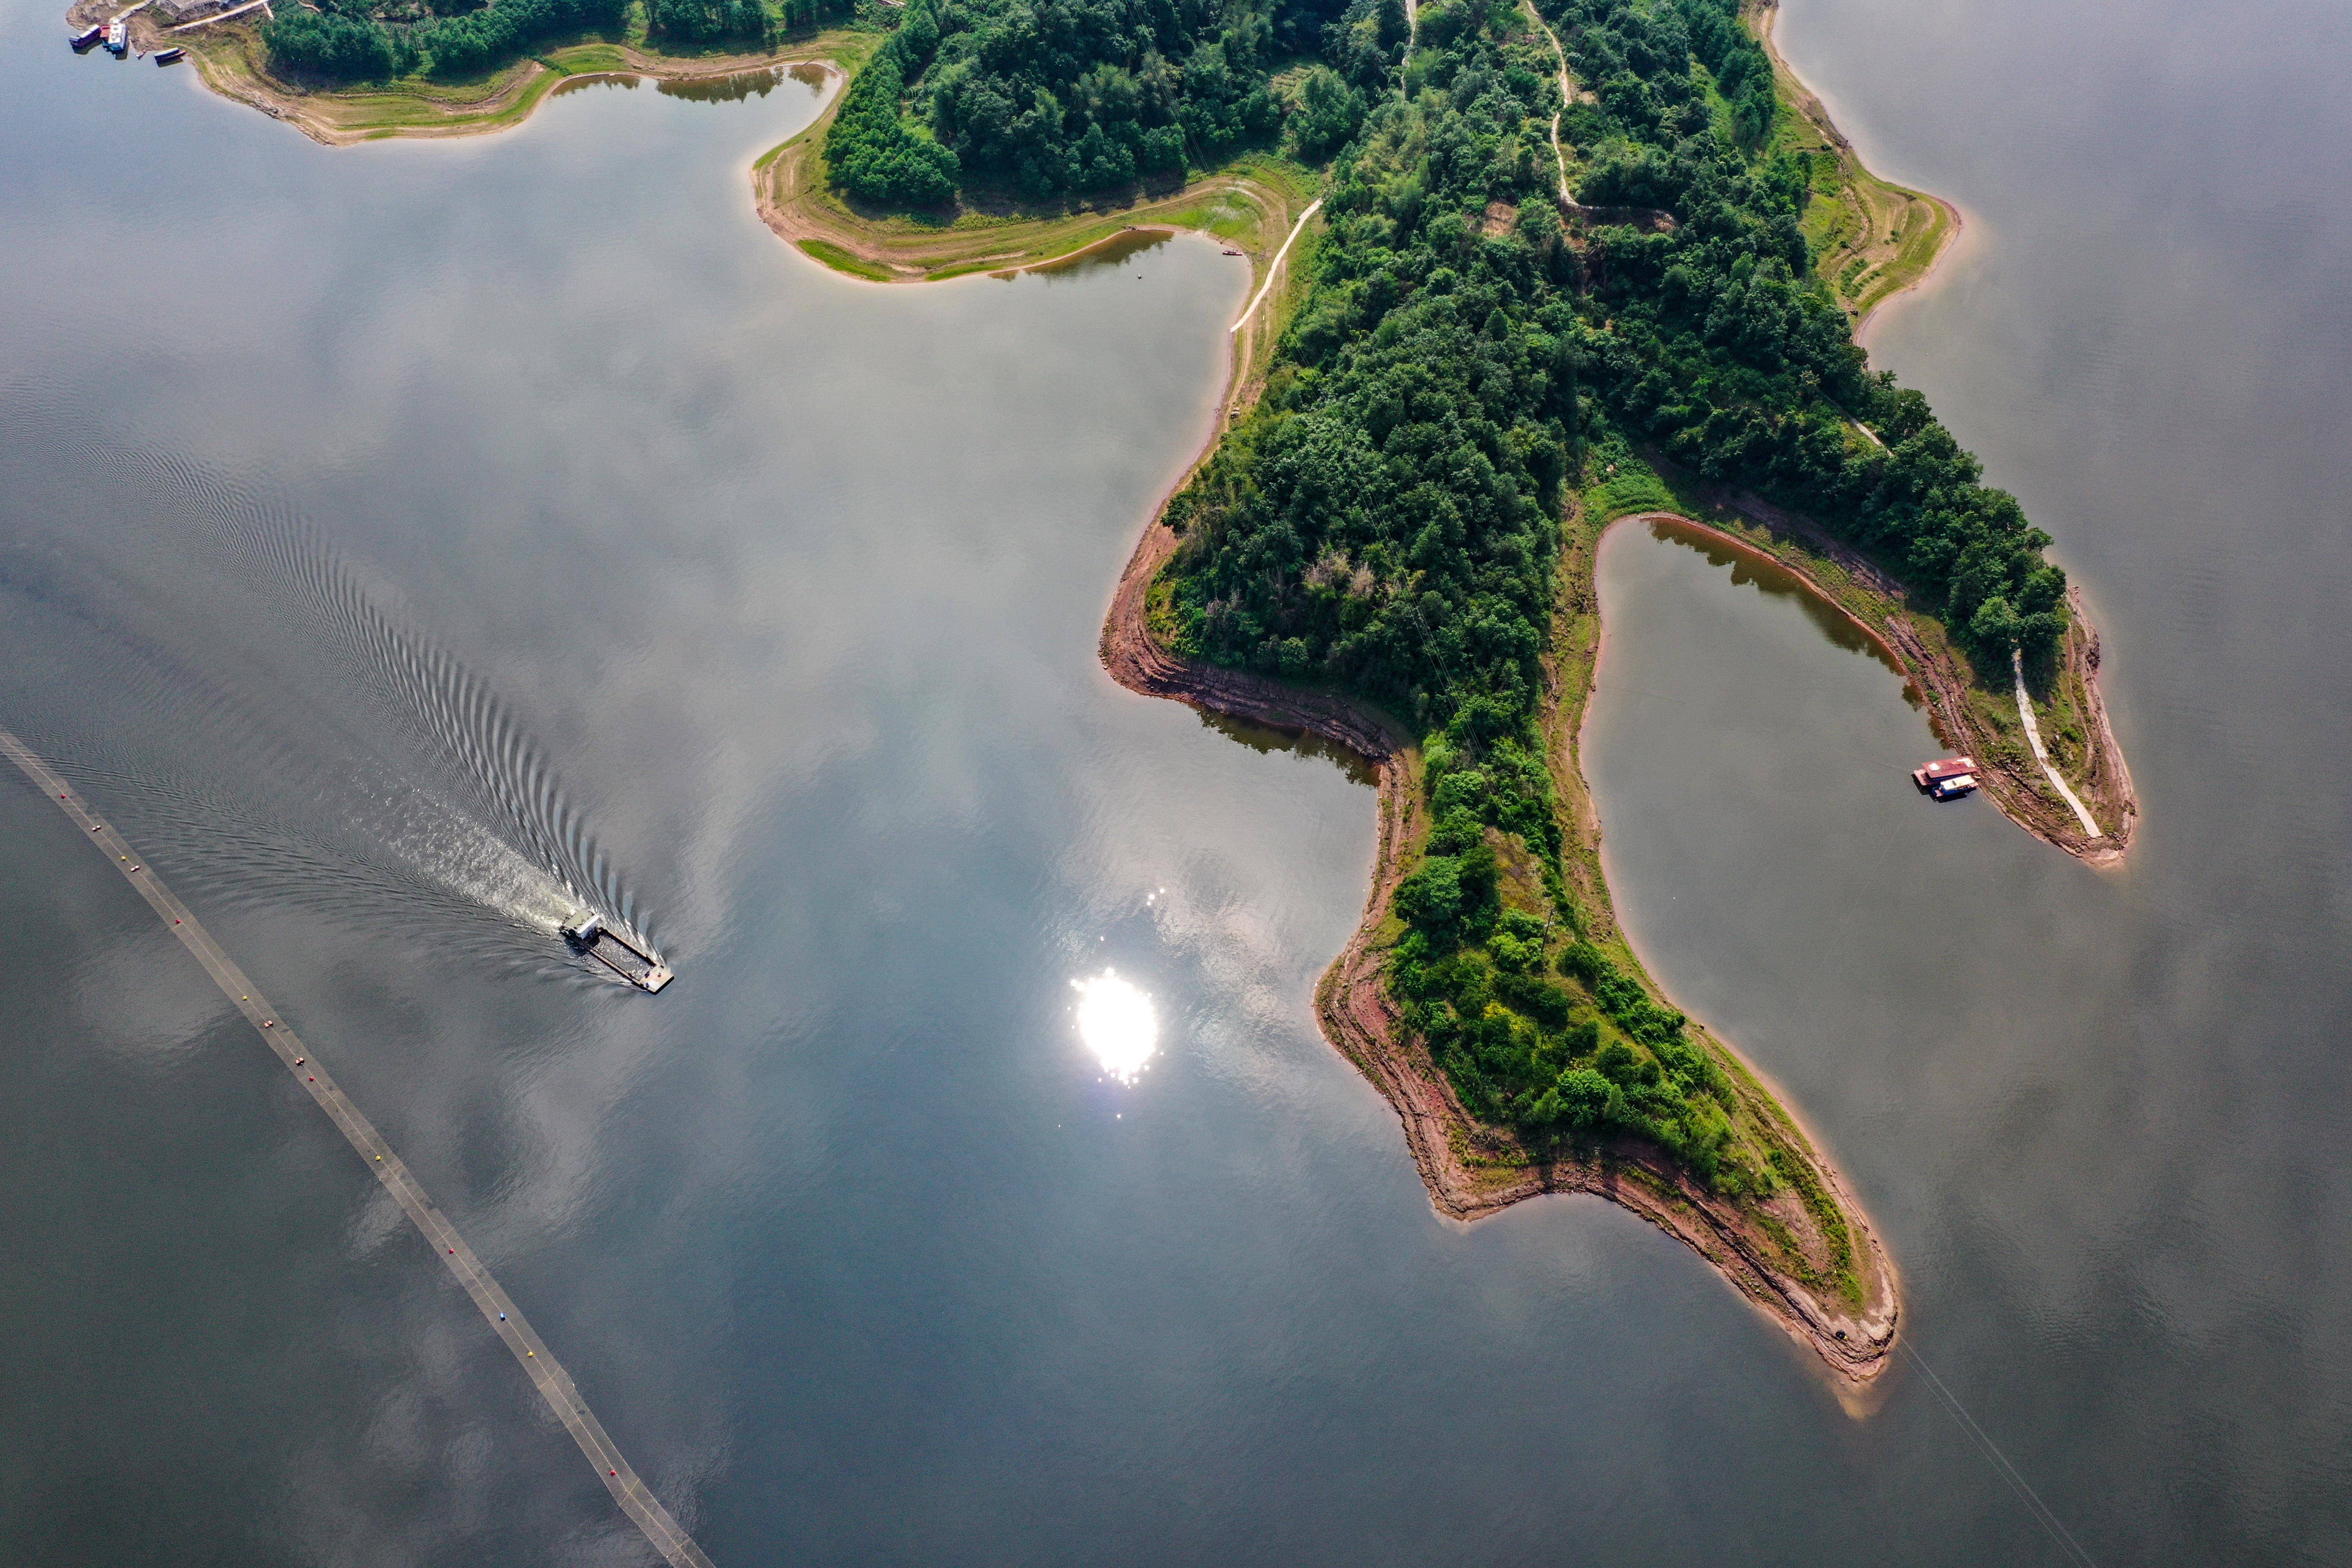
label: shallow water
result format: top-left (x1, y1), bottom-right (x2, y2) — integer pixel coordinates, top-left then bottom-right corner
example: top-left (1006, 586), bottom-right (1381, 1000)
top-left (0, 0), bottom-right (2347, 1563)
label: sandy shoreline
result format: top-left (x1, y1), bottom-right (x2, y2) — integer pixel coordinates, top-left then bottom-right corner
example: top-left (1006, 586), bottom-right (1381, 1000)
top-left (1853, 187), bottom-right (1971, 346)
top-left (1749, 0), bottom-right (1967, 335)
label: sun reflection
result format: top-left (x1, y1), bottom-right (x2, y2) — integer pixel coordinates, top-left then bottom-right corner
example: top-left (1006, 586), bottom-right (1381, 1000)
top-left (1073, 971), bottom-right (1158, 1084)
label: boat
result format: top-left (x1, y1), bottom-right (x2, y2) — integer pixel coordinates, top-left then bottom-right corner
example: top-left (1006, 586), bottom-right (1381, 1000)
top-left (1911, 755), bottom-right (1980, 801)
top-left (105, 16), bottom-right (129, 54)
top-left (561, 910), bottom-right (674, 992)
top-left (71, 23), bottom-right (104, 48)
top-left (154, 45), bottom-right (184, 62)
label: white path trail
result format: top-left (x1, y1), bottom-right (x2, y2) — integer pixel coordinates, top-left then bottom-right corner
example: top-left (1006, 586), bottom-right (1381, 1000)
top-left (168, 0), bottom-right (271, 34)
top-left (2011, 647), bottom-right (2101, 839)
top-left (1524, 0), bottom-right (1577, 204)
top-left (1230, 198), bottom-right (1323, 334)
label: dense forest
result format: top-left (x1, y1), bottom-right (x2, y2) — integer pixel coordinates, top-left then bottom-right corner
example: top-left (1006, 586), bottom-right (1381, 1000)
top-left (824, 0), bottom-right (1383, 203)
top-left (262, 0), bottom-right (849, 84)
top-left (1144, 0), bottom-right (2072, 1187)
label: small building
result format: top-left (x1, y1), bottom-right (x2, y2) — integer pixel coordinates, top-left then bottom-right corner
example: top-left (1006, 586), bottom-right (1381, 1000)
top-left (1912, 756), bottom-right (1979, 800)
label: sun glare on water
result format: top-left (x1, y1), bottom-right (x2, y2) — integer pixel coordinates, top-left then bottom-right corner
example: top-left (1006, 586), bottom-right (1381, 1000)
top-left (1073, 971), bottom-right (1158, 1084)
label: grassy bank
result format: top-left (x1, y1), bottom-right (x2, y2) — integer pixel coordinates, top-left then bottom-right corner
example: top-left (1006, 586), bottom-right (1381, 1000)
top-left (1748, 0), bottom-right (1957, 322)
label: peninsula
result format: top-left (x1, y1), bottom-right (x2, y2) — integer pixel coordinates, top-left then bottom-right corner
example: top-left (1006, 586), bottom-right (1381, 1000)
top-left (72, 0), bottom-right (2142, 1388)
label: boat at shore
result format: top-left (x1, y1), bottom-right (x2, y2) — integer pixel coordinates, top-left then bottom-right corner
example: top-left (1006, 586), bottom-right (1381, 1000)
top-left (105, 16), bottom-right (128, 54)
top-left (560, 910), bottom-right (674, 992)
top-left (1912, 755), bottom-right (1980, 800)
top-left (70, 22), bottom-right (104, 48)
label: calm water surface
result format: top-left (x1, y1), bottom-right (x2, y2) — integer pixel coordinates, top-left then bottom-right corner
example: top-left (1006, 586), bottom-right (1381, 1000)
top-left (0, 0), bottom-right (2346, 1562)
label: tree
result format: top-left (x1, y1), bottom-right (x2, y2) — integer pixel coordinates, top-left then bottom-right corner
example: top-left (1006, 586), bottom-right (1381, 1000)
top-left (1292, 66), bottom-right (1365, 162)
top-left (1968, 594), bottom-right (2022, 655)
top-left (1546, 1067), bottom-right (1622, 1130)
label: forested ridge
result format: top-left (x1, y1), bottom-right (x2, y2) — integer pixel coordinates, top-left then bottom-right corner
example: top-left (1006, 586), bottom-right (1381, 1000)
top-left (1139, 0), bottom-right (2070, 1208)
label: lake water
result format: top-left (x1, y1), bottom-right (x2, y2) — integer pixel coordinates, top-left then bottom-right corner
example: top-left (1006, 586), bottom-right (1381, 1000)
top-left (0, 0), bottom-right (2346, 1563)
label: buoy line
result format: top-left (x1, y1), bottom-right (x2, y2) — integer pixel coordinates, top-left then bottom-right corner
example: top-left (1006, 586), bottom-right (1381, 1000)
top-left (0, 724), bottom-right (717, 1568)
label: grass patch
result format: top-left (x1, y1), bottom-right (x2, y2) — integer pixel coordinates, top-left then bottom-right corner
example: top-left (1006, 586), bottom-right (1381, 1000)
top-left (1586, 461), bottom-right (1678, 521)
top-left (796, 239), bottom-right (892, 280)
top-left (1762, 23), bottom-right (1953, 320)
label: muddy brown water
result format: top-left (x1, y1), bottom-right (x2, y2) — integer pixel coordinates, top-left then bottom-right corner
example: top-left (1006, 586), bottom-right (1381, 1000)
top-left (0, 0), bottom-right (2347, 1563)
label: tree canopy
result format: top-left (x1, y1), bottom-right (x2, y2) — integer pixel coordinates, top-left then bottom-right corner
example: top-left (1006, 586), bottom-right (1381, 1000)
top-left (1154, 0), bottom-right (2071, 1188)
top-left (823, 0), bottom-right (1356, 201)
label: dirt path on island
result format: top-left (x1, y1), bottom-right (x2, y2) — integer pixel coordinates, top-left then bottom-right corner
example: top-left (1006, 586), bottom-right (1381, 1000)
top-left (1519, 0), bottom-right (1678, 234)
top-left (2013, 647), bottom-right (2102, 838)
top-left (1230, 198), bottom-right (1322, 332)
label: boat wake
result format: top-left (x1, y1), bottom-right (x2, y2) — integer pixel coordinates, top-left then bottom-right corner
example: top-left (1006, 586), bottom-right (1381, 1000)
top-left (0, 428), bottom-right (660, 981)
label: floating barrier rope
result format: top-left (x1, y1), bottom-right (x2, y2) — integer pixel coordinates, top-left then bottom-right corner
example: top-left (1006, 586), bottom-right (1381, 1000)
top-left (0, 723), bottom-right (715, 1568)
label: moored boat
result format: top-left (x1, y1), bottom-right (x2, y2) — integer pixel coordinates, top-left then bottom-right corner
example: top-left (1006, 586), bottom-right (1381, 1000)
top-left (1911, 755), bottom-right (1980, 801)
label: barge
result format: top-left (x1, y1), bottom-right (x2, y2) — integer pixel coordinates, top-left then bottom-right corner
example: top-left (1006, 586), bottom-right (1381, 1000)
top-left (71, 23), bottom-right (104, 48)
top-left (561, 911), bottom-right (674, 992)
top-left (154, 45), bottom-right (184, 62)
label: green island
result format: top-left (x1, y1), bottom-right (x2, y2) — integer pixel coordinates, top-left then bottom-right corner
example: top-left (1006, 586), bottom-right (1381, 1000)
top-left (99, 0), bottom-right (2144, 1387)
top-left (81, 0), bottom-right (868, 144)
